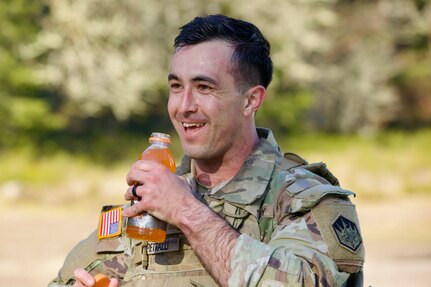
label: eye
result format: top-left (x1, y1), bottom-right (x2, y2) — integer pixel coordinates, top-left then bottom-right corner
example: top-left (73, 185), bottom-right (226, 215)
top-left (197, 84), bottom-right (212, 92)
top-left (169, 82), bottom-right (182, 92)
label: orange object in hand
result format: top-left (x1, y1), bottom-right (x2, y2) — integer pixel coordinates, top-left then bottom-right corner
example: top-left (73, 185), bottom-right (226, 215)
top-left (94, 273), bottom-right (110, 287)
top-left (125, 132), bottom-right (176, 243)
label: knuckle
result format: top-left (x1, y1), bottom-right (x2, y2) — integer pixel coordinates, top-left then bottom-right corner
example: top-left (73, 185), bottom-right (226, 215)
top-left (153, 163), bottom-right (166, 173)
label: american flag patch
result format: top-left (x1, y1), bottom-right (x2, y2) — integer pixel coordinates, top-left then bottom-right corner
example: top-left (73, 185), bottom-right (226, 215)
top-left (98, 207), bottom-right (122, 239)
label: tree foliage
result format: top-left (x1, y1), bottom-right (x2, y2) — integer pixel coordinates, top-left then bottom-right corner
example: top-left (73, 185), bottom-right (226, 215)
top-left (35, 0), bottom-right (339, 131)
top-left (311, 0), bottom-right (431, 133)
top-left (0, 0), bottom-right (66, 147)
top-left (1, 0), bottom-right (430, 151)
top-left (33, 0), bottom-right (224, 120)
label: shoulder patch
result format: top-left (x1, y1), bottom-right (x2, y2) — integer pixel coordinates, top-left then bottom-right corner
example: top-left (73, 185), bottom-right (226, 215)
top-left (98, 207), bottom-right (122, 240)
top-left (332, 215), bottom-right (362, 253)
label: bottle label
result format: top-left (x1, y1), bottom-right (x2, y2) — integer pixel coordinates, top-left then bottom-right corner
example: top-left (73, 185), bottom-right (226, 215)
top-left (127, 212), bottom-right (167, 230)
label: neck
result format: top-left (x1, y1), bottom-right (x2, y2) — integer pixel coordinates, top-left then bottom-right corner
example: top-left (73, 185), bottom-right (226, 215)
top-left (194, 128), bottom-right (259, 188)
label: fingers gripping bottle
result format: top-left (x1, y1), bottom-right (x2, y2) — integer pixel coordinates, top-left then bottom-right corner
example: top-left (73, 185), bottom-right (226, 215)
top-left (125, 132), bottom-right (176, 242)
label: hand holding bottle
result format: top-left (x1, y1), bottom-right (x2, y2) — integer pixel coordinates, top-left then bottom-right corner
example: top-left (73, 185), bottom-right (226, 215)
top-left (125, 132), bottom-right (176, 242)
top-left (123, 159), bottom-right (194, 229)
top-left (72, 269), bottom-right (119, 287)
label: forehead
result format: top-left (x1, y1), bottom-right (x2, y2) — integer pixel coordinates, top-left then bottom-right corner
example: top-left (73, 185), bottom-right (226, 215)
top-left (170, 40), bottom-right (235, 80)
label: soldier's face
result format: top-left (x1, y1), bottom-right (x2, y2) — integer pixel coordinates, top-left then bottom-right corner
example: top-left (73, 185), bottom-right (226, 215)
top-left (168, 40), bottom-right (247, 161)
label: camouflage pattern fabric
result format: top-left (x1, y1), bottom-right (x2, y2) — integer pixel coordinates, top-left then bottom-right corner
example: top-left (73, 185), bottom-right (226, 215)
top-left (48, 128), bottom-right (364, 287)
top-left (48, 206), bottom-right (131, 286)
top-left (190, 130), bottom-right (364, 286)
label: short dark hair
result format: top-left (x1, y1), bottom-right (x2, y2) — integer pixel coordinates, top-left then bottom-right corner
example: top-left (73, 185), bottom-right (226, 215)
top-left (174, 14), bottom-right (273, 91)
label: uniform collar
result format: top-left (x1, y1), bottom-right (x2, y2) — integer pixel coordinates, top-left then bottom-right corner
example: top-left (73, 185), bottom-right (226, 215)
top-left (178, 128), bottom-right (281, 205)
top-left (210, 138), bottom-right (279, 204)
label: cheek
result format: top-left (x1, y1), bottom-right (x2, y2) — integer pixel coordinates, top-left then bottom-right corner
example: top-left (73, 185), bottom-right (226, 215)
top-left (167, 97), bottom-right (177, 119)
top-left (219, 99), bottom-right (244, 121)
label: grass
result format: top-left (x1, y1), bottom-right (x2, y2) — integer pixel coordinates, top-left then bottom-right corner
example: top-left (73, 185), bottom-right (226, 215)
top-left (0, 129), bottom-right (430, 207)
top-left (0, 147), bottom-right (128, 207)
top-left (283, 129), bottom-right (431, 198)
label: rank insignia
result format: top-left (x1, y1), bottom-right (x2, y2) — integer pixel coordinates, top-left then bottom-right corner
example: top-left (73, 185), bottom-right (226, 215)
top-left (332, 215), bottom-right (362, 253)
top-left (98, 207), bottom-right (122, 240)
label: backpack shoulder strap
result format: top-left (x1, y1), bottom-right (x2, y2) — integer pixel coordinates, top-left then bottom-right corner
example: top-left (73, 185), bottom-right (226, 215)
top-left (280, 152), bottom-right (308, 170)
top-left (282, 151), bottom-right (340, 186)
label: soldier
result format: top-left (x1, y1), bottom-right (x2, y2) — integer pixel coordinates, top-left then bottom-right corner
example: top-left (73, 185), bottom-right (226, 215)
top-left (49, 14), bottom-right (364, 287)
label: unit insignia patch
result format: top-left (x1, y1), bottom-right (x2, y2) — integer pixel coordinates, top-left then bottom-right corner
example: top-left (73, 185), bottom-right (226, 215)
top-left (332, 215), bottom-right (362, 253)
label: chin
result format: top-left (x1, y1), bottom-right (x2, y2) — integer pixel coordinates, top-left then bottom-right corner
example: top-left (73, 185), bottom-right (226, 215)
top-left (183, 148), bottom-right (205, 160)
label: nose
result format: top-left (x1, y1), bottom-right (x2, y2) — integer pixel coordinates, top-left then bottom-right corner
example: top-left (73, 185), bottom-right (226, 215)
top-left (178, 87), bottom-right (198, 115)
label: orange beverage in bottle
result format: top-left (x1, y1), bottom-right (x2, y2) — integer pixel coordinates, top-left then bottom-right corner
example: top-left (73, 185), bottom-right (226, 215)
top-left (125, 132), bottom-right (176, 242)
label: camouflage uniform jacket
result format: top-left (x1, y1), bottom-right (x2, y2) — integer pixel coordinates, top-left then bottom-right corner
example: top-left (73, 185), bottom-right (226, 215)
top-left (48, 128), bottom-right (364, 286)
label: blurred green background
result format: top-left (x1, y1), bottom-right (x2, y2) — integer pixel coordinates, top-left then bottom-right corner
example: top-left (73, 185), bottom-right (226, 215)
top-left (1, 0), bottom-right (430, 202)
top-left (0, 0), bottom-right (430, 286)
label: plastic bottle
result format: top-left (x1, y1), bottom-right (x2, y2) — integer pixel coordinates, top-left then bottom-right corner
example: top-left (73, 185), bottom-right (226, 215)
top-left (125, 132), bottom-right (176, 242)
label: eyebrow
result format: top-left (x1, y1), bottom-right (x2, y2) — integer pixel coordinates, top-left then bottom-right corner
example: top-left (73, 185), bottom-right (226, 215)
top-left (192, 75), bottom-right (218, 86)
top-left (168, 74), bottom-right (179, 81)
top-left (168, 73), bottom-right (218, 86)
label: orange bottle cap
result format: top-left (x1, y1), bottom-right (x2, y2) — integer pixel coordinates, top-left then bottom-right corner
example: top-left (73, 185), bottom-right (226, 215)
top-left (94, 273), bottom-right (110, 287)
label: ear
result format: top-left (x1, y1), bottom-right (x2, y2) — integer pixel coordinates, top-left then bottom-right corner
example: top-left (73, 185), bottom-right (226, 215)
top-left (243, 85), bottom-right (266, 117)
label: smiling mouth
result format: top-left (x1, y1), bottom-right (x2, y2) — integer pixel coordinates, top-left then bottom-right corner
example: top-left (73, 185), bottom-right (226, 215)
top-left (182, 122), bottom-right (206, 133)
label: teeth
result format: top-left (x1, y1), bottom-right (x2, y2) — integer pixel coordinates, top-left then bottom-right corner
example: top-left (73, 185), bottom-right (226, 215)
top-left (183, 123), bottom-right (204, 128)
